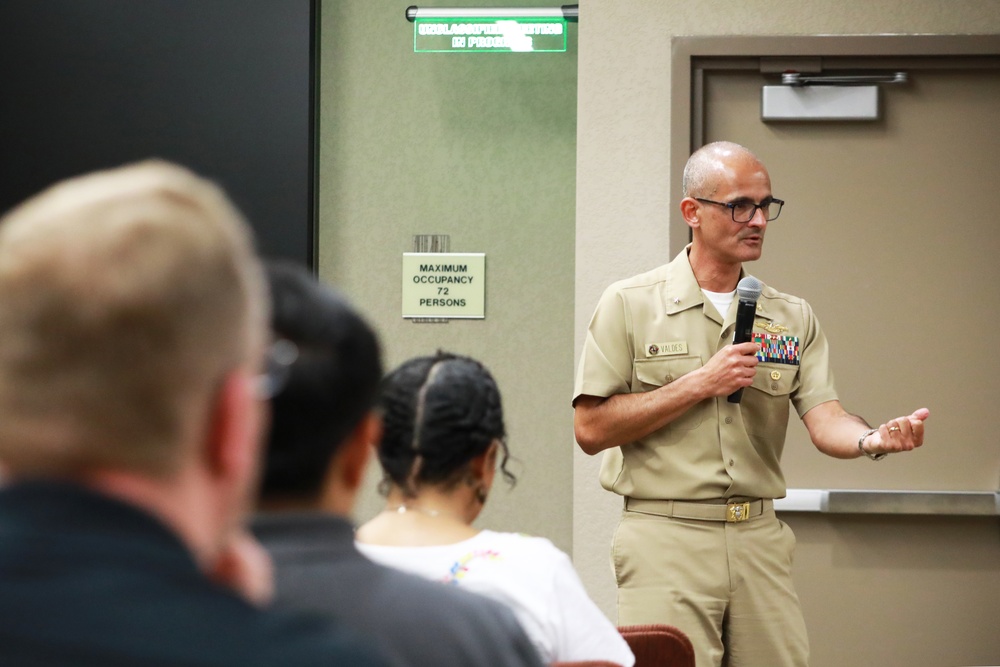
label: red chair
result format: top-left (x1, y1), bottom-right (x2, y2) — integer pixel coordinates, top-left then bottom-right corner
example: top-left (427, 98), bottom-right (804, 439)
top-left (618, 624), bottom-right (695, 667)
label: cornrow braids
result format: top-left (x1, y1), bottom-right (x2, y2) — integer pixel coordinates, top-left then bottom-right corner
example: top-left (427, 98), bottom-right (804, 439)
top-left (377, 351), bottom-right (516, 496)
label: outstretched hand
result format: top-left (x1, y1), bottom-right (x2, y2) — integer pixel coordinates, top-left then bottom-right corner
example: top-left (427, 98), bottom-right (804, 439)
top-left (865, 408), bottom-right (930, 455)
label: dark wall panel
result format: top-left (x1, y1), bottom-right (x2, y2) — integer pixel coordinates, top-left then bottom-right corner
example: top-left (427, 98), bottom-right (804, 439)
top-left (0, 0), bottom-right (316, 265)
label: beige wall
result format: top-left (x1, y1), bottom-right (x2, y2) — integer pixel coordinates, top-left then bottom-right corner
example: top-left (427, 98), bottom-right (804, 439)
top-left (319, 2), bottom-right (999, 665)
top-left (575, 2), bottom-right (1000, 666)
top-left (318, 1), bottom-right (578, 548)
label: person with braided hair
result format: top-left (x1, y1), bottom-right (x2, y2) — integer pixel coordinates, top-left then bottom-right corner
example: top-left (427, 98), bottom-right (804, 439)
top-left (356, 352), bottom-right (634, 667)
top-left (252, 263), bottom-right (544, 667)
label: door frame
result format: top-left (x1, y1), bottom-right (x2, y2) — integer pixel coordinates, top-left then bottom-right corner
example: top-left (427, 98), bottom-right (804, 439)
top-left (669, 34), bottom-right (1000, 256)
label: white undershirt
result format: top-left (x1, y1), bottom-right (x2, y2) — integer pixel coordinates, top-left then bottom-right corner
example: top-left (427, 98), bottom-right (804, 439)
top-left (702, 288), bottom-right (735, 319)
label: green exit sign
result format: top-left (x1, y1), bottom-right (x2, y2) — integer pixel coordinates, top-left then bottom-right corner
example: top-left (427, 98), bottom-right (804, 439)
top-left (414, 17), bottom-right (567, 53)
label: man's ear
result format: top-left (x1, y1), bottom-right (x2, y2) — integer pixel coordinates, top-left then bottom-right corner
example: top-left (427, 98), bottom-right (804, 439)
top-left (318, 411), bottom-right (381, 515)
top-left (204, 368), bottom-right (263, 482)
top-left (680, 197), bottom-right (701, 231)
top-left (338, 411), bottom-right (381, 491)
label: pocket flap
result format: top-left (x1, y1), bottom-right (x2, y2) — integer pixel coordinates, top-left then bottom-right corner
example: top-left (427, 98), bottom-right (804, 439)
top-left (634, 356), bottom-right (702, 389)
top-left (750, 364), bottom-right (798, 396)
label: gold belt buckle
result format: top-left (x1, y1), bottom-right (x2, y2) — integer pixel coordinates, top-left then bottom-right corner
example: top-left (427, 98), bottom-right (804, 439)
top-left (726, 501), bottom-right (751, 522)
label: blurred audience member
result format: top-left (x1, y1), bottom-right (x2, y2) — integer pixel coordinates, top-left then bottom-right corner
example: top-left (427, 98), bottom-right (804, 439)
top-left (0, 162), bottom-right (387, 667)
top-left (253, 262), bottom-right (544, 667)
top-left (356, 351), bottom-right (634, 667)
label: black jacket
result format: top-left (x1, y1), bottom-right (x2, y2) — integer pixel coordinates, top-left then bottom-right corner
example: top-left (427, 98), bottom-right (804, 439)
top-left (0, 481), bottom-right (389, 667)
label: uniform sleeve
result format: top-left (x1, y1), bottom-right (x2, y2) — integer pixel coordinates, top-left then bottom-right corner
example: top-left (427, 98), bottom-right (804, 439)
top-left (573, 284), bottom-right (635, 403)
top-left (791, 299), bottom-right (839, 418)
top-left (547, 547), bottom-right (635, 667)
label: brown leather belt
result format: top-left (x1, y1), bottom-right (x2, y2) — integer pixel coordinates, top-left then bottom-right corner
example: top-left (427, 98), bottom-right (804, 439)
top-left (625, 497), bottom-right (773, 523)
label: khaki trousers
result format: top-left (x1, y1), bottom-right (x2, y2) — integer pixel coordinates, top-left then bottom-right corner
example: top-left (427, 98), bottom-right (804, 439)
top-left (613, 500), bottom-right (809, 667)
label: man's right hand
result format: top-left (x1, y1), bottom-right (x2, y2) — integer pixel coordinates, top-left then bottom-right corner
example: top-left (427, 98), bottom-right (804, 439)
top-left (209, 529), bottom-right (275, 607)
top-left (575, 342), bottom-right (760, 454)
top-left (695, 342), bottom-right (761, 399)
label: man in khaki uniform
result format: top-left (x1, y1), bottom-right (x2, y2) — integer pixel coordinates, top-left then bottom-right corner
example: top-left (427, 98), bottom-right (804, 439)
top-left (573, 141), bottom-right (928, 667)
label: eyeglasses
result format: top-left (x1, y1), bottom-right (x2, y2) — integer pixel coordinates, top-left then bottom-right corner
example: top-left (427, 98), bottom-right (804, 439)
top-left (255, 338), bottom-right (299, 399)
top-left (694, 197), bottom-right (784, 223)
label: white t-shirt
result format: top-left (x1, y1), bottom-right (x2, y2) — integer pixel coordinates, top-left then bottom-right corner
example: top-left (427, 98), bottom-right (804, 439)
top-left (701, 288), bottom-right (735, 320)
top-left (357, 530), bottom-right (635, 667)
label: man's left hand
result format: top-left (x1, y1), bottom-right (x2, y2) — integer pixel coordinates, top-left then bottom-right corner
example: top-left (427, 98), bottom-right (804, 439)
top-left (865, 407), bottom-right (930, 455)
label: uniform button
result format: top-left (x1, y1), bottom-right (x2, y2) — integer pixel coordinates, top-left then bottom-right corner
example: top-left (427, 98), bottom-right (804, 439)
top-left (665, 375), bottom-right (673, 383)
top-left (770, 382), bottom-right (779, 390)
top-left (728, 459), bottom-right (735, 466)
top-left (724, 416), bottom-right (733, 424)
top-left (770, 370), bottom-right (781, 380)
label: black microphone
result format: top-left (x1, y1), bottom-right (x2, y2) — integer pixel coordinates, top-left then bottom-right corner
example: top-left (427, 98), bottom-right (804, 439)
top-left (728, 275), bottom-right (764, 404)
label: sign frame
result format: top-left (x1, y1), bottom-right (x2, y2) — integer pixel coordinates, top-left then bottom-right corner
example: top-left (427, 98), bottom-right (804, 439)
top-left (413, 17), bottom-right (567, 53)
top-left (401, 252), bottom-right (486, 320)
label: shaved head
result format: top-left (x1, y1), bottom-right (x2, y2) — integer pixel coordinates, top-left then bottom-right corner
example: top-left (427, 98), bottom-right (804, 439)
top-left (682, 141), bottom-right (762, 198)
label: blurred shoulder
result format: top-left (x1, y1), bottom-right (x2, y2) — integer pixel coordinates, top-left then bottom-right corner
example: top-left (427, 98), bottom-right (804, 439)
top-left (219, 599), bottom-right (392, 667)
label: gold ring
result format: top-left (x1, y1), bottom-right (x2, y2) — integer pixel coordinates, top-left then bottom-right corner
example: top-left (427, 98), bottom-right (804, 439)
top-left (888, 426), bottom-right (901, 433)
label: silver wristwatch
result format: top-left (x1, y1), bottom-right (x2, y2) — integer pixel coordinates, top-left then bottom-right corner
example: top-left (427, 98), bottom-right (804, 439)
top-left (858, 428), bottom-right (887, 461)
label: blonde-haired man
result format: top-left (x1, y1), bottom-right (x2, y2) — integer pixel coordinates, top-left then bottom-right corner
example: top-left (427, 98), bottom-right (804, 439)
top-left (0, 162), bottom-right (388, 667)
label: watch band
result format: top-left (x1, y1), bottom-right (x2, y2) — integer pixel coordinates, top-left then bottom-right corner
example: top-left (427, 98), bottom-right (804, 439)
top-left (858, 428), bottom-right (887, 461)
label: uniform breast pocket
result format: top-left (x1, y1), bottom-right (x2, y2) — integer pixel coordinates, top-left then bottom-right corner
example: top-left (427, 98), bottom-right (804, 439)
top-left (743, 364), bottom-right (799, 437)
top-left (632, 356), bottom-right (704, 432)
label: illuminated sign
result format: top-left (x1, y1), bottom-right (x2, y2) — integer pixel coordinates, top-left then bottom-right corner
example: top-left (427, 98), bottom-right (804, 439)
top-left (414, 18), bottom-right (567, 53)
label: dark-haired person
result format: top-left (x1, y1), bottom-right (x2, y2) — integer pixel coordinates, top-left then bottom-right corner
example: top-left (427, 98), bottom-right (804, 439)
top-left (252, 263), bottom-right (545, 667)
top-left (0, 163), bottom-right (387, 666)
top-left (356, 352), bottom-right (634, 667)
top-left (574, 141), bottom-right (929, 666)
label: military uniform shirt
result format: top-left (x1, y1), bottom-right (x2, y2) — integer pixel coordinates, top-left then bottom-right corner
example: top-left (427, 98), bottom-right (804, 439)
top-left (573, 247), bottom-right (839, 501)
